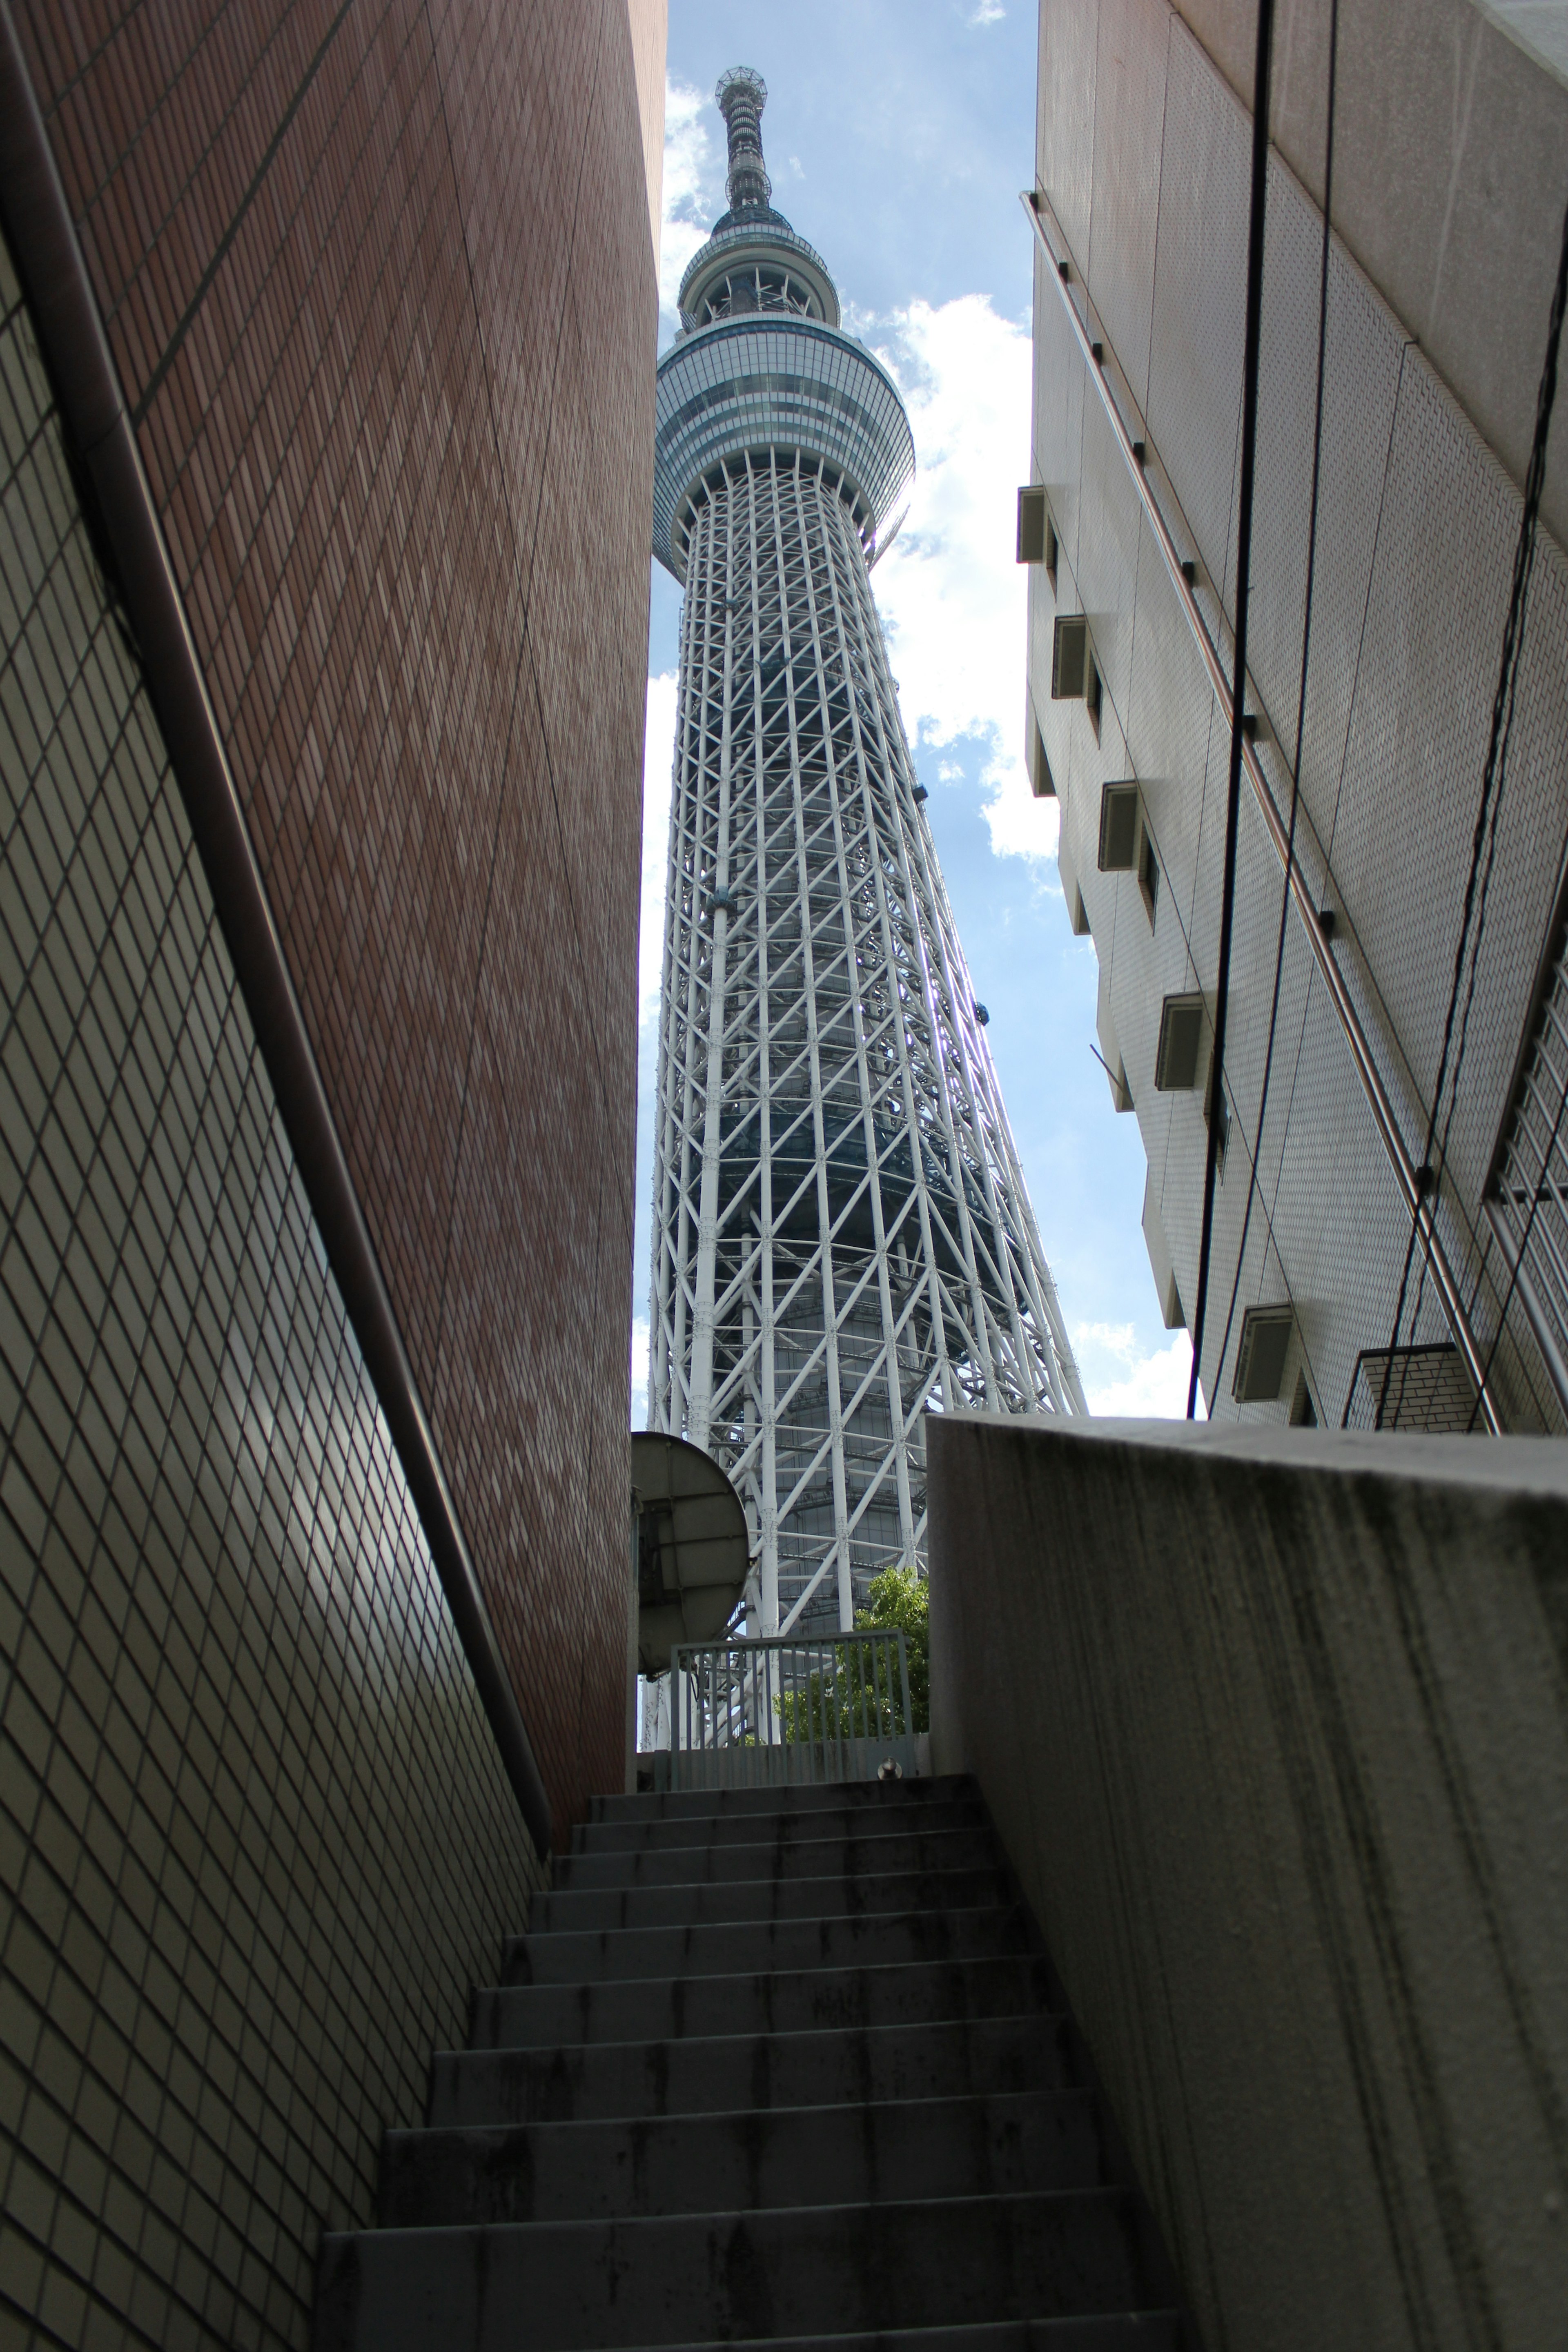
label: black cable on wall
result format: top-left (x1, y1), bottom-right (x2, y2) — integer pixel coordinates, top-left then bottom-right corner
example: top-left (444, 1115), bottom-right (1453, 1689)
top-left (1212, 0), bottom-right (1341, 1413)
top-left (1187, 0), bottom-right (1277, 1419)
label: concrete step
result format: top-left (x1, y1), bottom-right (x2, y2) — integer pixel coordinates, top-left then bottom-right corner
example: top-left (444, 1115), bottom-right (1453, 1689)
top-left (501, 1903), bottom-right (1031, 1987)
top-left (573, 1796), bottom-right (988, 1857)
top-left (571, 2327), bottom-right (1184, 2352)
top-left (430, 2013), bottom-right (1076, 2128)
top-left (380, 2090), bottom-right (1102, 2226)
top-left (532, 1864), bottom-right (1014, 1935)
top-left (557, 1822), bottom-right (996, 1889)
top-left (472, 1953), bottom-right (1056, 2050)
top-left (588, 1775), bottom-right (976, 1826)
top-left (314, 2188), bottom-right (1162, 2351)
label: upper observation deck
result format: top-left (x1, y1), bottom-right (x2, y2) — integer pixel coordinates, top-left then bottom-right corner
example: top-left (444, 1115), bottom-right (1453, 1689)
top-left (652, 69), bottom-right (915, 581)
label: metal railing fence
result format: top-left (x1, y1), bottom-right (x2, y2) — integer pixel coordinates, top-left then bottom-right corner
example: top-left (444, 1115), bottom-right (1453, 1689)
top-left (669, 1628), bottom-right (915, 1790)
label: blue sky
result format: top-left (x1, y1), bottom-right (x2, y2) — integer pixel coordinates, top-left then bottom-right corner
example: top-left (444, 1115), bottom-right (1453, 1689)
top-left (633, 0), bottom-right (1195, 1419)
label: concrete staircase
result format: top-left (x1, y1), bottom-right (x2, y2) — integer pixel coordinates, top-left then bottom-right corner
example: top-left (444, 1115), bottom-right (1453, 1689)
top-left (313, 1775), bottom-right (1191, 2351)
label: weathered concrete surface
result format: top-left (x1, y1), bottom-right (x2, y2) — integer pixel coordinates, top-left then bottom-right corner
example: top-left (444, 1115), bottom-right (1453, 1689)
top-left (316, 1778), bottom-right (1192, 2349)
top-left (928, 1414), bottom-right (1568, 2352)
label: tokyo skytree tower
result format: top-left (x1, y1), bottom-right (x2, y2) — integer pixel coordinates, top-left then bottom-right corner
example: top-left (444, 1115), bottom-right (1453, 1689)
top-left (648, 69), bottom-right (1085, 1638)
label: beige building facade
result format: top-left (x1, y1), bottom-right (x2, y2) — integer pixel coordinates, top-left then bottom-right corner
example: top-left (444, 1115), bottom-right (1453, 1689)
top-left (1026, 0), bottom-right (1568, 1428)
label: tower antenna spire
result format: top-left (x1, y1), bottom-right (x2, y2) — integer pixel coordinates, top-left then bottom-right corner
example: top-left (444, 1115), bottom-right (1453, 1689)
top-left (715, 67), bottom-right (771, 213)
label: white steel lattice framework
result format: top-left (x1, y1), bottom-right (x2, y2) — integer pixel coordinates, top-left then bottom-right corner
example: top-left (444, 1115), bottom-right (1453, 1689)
top-left (648, 72), bottom-right (1085, 1638)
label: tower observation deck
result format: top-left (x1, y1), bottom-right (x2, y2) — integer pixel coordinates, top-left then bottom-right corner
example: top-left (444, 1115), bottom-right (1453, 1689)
top-left (648, 69), bottom-right (1086, 1637)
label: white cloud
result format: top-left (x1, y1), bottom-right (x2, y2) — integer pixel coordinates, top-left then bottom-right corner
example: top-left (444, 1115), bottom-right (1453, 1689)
top-left (869, 296), bottom-right (1057, 866)
top-left (1072, 1321), bottom-right (1201, 1418)
top-left (969, 0), bottom-right (1007, 20)
top-left (788, 155), bottom-right (805, 180)
top-left (640, 672), bottom-right (678, 1024)
top-left (630, 1316), bottom-right (651, 1428)
top-left (660, 78), bottom-right (726, 334)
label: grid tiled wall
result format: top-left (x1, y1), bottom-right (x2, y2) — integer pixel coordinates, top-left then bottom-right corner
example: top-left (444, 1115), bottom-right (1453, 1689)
top-left (1029, 0), bottom-right (1568, 1434)
top-left (1343, 1347), bottom-right (1479, 1434)
top-left (0, 244), bottom-right (541, 2347)
top-left (13, 0), bottom-right (656, 1827)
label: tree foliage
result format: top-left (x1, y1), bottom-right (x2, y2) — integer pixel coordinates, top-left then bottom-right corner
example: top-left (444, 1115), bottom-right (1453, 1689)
top-left (859, 1564), bottom-right (929, 1731)
top-left (774, 1566), bottom-right (930, 1741)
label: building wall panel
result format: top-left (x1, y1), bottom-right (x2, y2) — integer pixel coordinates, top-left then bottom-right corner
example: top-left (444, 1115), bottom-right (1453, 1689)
top-left (1144, 19), bottom-right (1247, 600)
top-left (1172, 0), bottom-right (1568, 552)
top-left (1086, 0), bottom-right (1170, 416)
top-left (1076, 390), bottom-right (1144, 737)
top-left (1334, 355), bottom-right (1568, 1226)
top-left (1124, 510), bottom-right (1218, 940)
top-left (1036, 0), bottom-right (1100, 270)
top-left (1247, 160), bottom-right (1405, 853)
top-left (1030, 241), bottom-right (1087, 591)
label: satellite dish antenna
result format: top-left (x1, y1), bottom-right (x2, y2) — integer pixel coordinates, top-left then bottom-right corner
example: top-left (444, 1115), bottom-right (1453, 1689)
top-left (631, 1433), bottom-right (750, 1675)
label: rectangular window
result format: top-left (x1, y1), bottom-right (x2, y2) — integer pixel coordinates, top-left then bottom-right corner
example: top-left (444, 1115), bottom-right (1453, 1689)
top-left (1086, 651), bottom-right (1102, 740)
top-left (1234, 1306), bottom-right (1295, 1404)
top-left (1051, 613), bottom-right (1087, 699)
top-left (1098, 783), bottom-right (1139, 871)
top-left (1045, 511), bottom-right (1058, 587)
top-left (1155, 993), bottom-right (1205, 1091)
top-left (1016, 485), bottom-right (1047, 564)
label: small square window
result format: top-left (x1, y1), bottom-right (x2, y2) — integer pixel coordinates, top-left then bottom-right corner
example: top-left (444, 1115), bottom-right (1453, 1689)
top-left (1086, 654), bottom-right (1102, 741)
top-left (1045, 512), bottom-right (1058, 587)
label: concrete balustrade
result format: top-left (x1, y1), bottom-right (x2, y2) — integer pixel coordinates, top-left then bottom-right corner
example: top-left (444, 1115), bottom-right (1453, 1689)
top-left (927, 1412), bottom-right (1568, 2352)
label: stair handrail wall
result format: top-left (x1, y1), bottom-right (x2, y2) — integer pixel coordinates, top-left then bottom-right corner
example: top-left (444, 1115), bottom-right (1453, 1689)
top-left (927, 1409), bottom-right (1568, 2352)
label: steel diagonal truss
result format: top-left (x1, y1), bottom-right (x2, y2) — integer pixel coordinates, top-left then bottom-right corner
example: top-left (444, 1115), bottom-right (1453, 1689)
top-left (650, 453), bottom-right (1086, 1634)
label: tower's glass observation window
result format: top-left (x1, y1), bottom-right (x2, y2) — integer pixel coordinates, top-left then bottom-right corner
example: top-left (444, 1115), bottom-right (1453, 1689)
top-left (695, 266), bottom-right (821, 325)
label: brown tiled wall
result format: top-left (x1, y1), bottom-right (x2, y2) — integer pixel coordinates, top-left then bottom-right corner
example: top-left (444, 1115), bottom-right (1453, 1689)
top-left (14, 0), bottom-right (655, 1828)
